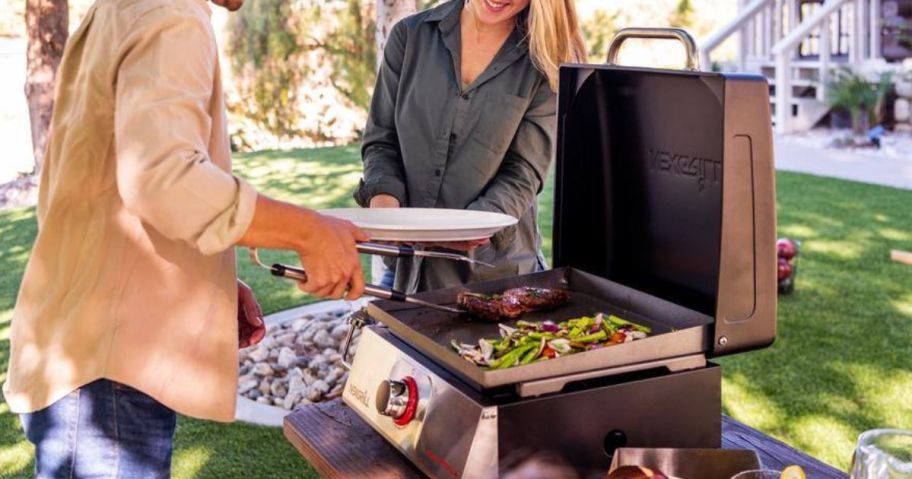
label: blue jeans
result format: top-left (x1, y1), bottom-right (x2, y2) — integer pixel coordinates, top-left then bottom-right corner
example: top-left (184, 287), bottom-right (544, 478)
top-left (20, 379), bottom-right (177, 478)
top-left (380, 267), bottom-right (395, 288)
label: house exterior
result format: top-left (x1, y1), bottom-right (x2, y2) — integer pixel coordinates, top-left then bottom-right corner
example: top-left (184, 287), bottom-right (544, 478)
top-left (699, 0), bottom-right (912, 132)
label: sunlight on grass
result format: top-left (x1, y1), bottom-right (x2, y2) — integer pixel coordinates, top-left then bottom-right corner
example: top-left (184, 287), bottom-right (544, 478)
top-left (172, 446), bottom-right (214, 478)
top-left (803, 240), bottom-right (864, 260)
top-left (779, 224), bottom-right (817, 239)
top-left (0, 441), bottom-right (32, 479)
top-left (788, 415), bottom-right (857, 469)
top-left (721, 374), bottom-right (785, 431)
top-left (878, 228), bottom-right (912, 241)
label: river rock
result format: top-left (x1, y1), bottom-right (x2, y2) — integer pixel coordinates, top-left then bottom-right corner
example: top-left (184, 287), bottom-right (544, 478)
top-left (302, 369), bottom-right (317, 386)
top-left (270, 381), bottom-right (287, 398)
top-left (307, 380), bottom-right (330, 401)
top-left (330, 323), bottom-right (350, 340)
top-left (252, 362), bottom-right (274, 377)
top-left (238, 376), bottom-right (258, 394)
top-left (248, 346), bottom-right (269, 363)
top-left (276, 347), bottom-right (297, 370)
top-left (257, 379), bottom-right (271, 396)
top-left (275, 332), bottom-right (296, 347)
top-left (288, 376), bottom-right (307, 396)
top-left (313, 329), bottom-right (334, 348)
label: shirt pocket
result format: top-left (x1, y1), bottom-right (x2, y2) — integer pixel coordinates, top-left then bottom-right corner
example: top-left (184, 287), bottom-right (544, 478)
top-left (471, 91), bottom-right (529, 154)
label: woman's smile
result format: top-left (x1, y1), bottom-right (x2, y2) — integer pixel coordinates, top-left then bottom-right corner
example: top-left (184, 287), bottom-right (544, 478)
top-left (470, 0), bottom-right (529, 24)
top-left (481, 0), bottom-right (510, 13)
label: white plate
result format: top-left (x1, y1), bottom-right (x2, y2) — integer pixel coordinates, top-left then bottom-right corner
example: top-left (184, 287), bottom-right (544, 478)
top-left (319, 208), bottom-right (518, 242)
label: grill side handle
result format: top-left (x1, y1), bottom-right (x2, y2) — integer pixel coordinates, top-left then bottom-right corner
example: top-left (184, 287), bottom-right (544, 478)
top-left (606, 27), bottom-right (701, 71)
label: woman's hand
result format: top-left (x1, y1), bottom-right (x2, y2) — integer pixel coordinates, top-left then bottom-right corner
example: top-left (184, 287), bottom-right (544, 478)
top-left (369, 194), bottom-right (400, 208)
top-left (427, 238), bottom-right (491, 252)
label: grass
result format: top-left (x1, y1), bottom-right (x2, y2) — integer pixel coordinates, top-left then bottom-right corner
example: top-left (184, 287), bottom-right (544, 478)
top-left (1, 144), bottom-right (911, 476)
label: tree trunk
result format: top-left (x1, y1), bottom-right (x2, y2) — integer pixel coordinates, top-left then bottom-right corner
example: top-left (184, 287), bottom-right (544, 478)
top-left (25, 0), bottom-right (68, 174)
top-left (375, 0), bottom-right (417, 69)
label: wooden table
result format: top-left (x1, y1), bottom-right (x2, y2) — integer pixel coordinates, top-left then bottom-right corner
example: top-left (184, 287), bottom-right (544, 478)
top-left (285, 400), bottom-right (848, 479)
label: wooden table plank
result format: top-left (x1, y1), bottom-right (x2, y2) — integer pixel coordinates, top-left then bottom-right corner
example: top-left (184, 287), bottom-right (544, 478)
top-left (285, 400), bottom-right (848, 479)
top-left (721, 417), bottom-right (847, 478)
top-left (283, 400), bottom-right (422, 479)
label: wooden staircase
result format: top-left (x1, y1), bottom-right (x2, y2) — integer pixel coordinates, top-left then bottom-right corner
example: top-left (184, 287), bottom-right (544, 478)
top-left (757, 60), bottom-right (842, 129)
top-left (698, 0), bottom-right (883, 133)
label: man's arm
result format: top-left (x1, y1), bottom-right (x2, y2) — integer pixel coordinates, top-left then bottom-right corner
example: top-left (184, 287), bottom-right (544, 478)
top-left (114, 10), bottom-right (366, 299)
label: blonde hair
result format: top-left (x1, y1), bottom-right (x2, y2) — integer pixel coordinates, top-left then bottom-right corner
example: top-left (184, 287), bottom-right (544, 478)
top-left (523, 0), bottom-right (587, 91)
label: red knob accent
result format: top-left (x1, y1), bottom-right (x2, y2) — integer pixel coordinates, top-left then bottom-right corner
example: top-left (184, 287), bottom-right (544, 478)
top-left (393, 376), bottom-right (419, 427)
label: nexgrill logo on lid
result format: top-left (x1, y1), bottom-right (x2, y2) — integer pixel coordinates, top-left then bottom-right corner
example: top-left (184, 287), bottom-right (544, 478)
top-left (648, 148), bottom-right (721, 192)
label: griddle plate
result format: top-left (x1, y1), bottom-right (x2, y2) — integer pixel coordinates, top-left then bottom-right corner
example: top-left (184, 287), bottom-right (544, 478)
top-left (369, 268), bottom-right (713, 390)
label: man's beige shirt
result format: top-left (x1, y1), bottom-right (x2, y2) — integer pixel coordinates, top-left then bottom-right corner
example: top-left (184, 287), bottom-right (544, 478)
top-left (3, 0), bottom-right (257, 421)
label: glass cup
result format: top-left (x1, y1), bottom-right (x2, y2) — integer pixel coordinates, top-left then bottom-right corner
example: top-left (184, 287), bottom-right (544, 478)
top-left (850, 429), bottom-right (912, 479)
top-left (731, 470), bottom-right (781, 479)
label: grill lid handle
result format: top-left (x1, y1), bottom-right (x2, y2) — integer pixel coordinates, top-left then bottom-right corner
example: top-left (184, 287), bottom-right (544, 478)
top-left (606, 27), bottom-right (701, 71)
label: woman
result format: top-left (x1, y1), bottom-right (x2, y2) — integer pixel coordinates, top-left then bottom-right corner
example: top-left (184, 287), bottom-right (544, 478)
top-left (354, 0), bottom-right (586, 293)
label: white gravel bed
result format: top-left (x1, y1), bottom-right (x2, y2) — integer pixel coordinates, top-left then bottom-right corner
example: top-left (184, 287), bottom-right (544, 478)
top-left (235, 299), bottom-right (370, 426)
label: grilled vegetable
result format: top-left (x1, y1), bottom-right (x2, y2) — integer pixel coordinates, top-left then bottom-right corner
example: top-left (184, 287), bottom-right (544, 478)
top-left (451, 313), bottom-right (651, 368)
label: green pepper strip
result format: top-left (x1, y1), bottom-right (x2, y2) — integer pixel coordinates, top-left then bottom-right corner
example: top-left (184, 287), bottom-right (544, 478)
top-left (608, 315), bottom-right (652, 333)
top-left (600, 320), bottom-right (617, 336)
top-left (491, 344), bottom-right (537, 369)
top-left (519, 344), bottom-right (541, 365)
top-left (575, 331), bottom-right (607, 343)
top-left (528, 332), bottom-right (555, 340)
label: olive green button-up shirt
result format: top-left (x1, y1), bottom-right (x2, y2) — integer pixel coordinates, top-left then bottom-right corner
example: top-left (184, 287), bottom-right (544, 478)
top-left (354, 0), bottom-right (556, 292)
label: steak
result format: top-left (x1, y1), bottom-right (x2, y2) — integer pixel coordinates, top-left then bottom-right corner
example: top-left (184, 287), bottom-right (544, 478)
top-left (457, 287), bottom-right (570, 321)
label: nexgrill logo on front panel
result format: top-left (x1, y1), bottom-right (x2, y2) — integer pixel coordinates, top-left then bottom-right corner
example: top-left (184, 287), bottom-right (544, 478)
top-left (647, 148), bottom-right (722, 192)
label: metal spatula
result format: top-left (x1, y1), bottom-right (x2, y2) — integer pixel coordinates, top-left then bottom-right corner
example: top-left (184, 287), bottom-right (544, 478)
top-left (248, 248), bottom-right (463, 314)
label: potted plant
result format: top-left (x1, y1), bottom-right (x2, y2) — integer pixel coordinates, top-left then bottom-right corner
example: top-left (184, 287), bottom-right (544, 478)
top-left (827, 67), bottom-right (893, 138)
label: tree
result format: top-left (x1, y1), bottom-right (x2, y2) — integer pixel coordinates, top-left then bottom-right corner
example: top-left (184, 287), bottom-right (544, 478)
top-left (669, 0), bottom-right (693, 29)
top-left (25, 0), bottom-right (68, 173)
top-left (376, 0), bottom-right (416, 68)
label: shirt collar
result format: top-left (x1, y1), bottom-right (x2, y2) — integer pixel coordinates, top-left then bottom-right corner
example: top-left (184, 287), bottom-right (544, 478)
top-left (425, 0), bottom-right (529, 53)
top-left (423, 0), bottom-right (463, 34)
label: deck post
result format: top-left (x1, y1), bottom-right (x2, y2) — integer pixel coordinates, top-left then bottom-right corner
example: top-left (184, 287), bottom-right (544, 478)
top-left (870, 0), bottom-right (881, 59)
top-left (819, 15), bottom-right (831, 102)
top-left (775, 52), bottom-right (791, 133)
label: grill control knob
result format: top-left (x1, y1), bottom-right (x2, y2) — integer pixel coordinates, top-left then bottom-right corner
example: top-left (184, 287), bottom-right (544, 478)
top-left (375, 376), bottom-right (419, 426)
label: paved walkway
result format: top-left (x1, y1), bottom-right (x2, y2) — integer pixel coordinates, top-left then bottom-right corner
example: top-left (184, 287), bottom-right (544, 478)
top-left (775, 134), bottom-right (912, 190)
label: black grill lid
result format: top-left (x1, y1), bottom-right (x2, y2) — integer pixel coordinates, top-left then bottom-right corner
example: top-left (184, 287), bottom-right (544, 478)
top-left (553, 30), bottom-right (777, 355)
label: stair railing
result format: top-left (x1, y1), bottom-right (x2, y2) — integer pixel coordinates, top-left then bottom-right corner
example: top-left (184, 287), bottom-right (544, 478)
top-left (698, 0), bottom-right (776, 70)
top-left (771, 0), bottom-right (850, 132)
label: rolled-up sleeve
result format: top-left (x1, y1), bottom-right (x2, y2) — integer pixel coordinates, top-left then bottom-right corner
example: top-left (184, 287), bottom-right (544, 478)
top-left (355, 20), bottom-right (409, 207)
top-left (114, 10), bottom-right (256, 255)
top-left (467, 79), bottom-right (556, 246)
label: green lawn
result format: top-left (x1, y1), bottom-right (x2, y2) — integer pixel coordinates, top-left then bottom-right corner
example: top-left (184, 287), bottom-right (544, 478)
top-left (1, 145), bottom-right (910, 476)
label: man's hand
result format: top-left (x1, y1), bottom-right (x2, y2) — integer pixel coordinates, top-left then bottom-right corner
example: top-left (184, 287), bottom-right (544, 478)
top-left (239, 195), bottom-right (368, 301)
top-left (294, 214), bottom-right (369, 299)
top-left (238, 280), bottom-right (265, 349)
top-left (428, 238), bottom-right (490, 252)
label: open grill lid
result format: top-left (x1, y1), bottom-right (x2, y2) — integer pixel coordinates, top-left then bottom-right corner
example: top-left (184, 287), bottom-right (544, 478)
top-left (552, 28), bottom-right (777, 356)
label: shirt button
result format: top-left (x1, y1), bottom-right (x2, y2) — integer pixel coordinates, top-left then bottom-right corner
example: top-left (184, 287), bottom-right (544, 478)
top-left (435, 169), bottom-right (442, 177)
top-left (461, 93), bottom-right (469, 100)
top-left (450, 133), bottom-right (458, 141)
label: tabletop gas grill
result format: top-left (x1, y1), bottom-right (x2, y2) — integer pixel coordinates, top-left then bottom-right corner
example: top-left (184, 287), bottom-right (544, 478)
top-left (340, 28), bottom-right (777, 478)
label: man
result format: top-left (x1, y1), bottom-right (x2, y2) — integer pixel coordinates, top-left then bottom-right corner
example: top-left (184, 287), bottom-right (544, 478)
top-left (3, 0), bottom-right (366, 475)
